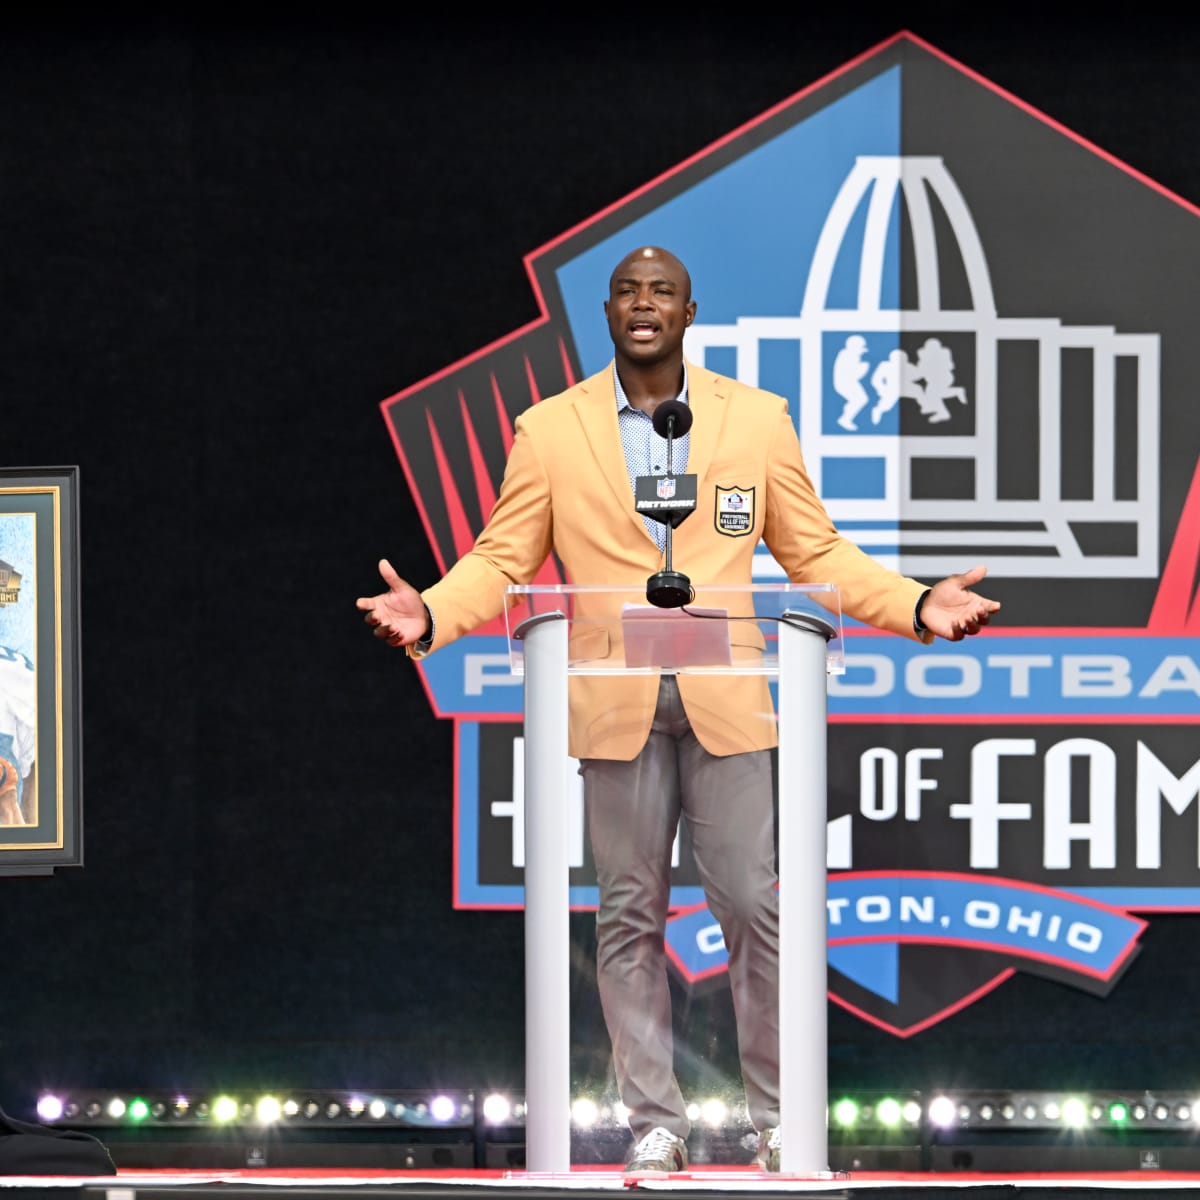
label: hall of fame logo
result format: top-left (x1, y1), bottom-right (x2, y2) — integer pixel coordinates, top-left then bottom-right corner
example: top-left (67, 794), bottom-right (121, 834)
top-left (0, 559), bottom-right (22, 607)
top-left (378, 32), bottom-right (1200, 1037)
top-left (715, 485), bottom-right (755, 537)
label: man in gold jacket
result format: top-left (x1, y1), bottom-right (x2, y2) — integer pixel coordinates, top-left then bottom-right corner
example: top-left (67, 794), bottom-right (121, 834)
top-left (359, 245), bottom-right (1000, 1173)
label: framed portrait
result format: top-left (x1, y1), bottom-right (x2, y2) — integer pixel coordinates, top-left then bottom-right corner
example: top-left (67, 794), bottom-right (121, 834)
top-left (0, 466), bottom-right (82, 873)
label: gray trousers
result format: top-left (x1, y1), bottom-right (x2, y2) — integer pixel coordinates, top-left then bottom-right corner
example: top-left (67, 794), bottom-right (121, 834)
top-left (581, 676), bottom-right (779, 1141)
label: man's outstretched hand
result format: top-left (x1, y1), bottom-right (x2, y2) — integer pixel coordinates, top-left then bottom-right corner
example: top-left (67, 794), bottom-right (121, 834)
top-left (920, 565), bottom-right (1001, 642)
top-left (356, 559), bottom-right (430, 648)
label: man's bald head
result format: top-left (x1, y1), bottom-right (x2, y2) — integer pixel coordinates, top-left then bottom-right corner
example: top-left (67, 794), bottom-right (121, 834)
top-left (604, 246), bottom-right (697, 377)
top-left (608, 245), bottom-right (692, 302)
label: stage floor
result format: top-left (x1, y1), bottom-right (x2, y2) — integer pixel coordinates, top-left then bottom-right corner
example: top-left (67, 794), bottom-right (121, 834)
top-left (5, 1167), bottom-right (1200, 1200)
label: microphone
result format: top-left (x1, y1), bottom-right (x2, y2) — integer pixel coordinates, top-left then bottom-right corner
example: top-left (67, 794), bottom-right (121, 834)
top-left (652, 398), bottom-right (693, 441)
top-left (634, 400), bottom-right (697, 608)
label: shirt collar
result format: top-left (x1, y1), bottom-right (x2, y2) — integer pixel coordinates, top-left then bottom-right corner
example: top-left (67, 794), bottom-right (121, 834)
top-left (613, 360), bottom-right (690, 413)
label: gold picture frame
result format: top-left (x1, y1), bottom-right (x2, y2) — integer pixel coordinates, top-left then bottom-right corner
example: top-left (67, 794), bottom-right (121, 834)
top-left (0, 466), bottom-right (82, 872)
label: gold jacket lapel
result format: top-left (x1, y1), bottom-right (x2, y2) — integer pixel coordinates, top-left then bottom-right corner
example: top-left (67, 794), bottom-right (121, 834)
top-left (682, 359), bottom-right (729, 486)
top-left (572, 368), bottom-right (657, 545)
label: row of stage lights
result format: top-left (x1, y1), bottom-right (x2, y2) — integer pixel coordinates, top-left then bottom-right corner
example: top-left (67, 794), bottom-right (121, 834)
top-left (35, 1089), bottom-right (1200, 1134)
top-left (929, 1093), bottom-right (1200, 1131)
top-left (36, 1090), bottom-right (484, 1129)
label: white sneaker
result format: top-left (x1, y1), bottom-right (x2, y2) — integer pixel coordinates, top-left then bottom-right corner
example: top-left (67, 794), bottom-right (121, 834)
top-left (625, 1126), bottom-right (689, 1175)
top-left (754, 1125), bottom-right (781, 1172)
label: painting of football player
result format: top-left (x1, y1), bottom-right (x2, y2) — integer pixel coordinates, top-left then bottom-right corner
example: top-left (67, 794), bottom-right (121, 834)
top-left (0, 644), bottom-right (37, 826)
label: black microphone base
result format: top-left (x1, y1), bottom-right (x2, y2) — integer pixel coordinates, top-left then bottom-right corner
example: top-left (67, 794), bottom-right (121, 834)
top-left (646, 571), bottom-right (692, 609)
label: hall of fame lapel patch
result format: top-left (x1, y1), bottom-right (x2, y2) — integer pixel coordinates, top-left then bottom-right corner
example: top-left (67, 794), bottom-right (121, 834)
top-left (714, 484), bottom-right (755, 536)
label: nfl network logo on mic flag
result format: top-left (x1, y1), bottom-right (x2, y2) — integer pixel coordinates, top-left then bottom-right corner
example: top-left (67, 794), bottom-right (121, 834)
top-left (380, 32), bottom-right (1200, 1037)
top-left (657, 478), bottom-right (677, 500)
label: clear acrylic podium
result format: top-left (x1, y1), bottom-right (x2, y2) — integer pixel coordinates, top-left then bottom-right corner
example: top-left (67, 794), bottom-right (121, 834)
top-left (505, 583), bottom-right (844, 1176)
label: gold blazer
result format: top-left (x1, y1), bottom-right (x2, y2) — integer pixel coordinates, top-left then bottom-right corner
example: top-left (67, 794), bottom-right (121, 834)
top-left (417, 362), bottom-right (932, 760)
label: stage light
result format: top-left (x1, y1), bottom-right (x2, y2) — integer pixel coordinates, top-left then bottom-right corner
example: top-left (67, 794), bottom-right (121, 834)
top-left (826, 1091), bottom-right (923, 1173)
top-left (924, 1090), bottom-right (1200, 1173)
top-left (37, 1088), bottom-right (478, 1132)
top-left (924, 1091), bottom-right (1200, 1133)
top-left (928, 1095), bottom-right (956, 1127)
top-left (571, 1098), bottom-right (599, 1128)
top-left (37, 1088), bottom-right (481, 1171)
top-left (41, 1083), bottom-right (1200, 1174)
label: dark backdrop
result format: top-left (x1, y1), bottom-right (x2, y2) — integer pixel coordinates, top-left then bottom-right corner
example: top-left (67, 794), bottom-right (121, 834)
top-left (1, 7), bottom-right (1198, 1111)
